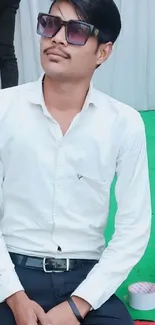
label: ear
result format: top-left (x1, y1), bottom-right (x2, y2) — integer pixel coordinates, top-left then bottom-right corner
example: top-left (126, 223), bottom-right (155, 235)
top-left (96, 42), bottom-right (113, 66)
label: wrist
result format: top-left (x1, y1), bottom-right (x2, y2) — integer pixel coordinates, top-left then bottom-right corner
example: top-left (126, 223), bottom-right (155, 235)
top-left (71, 296), bottom-right (91, 318)
top-left (6, 291), bottom-right (26, 308)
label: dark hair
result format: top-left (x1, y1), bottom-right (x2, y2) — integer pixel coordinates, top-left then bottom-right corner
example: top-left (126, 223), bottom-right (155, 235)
top-left (49, 0), bottom-right (121, 45)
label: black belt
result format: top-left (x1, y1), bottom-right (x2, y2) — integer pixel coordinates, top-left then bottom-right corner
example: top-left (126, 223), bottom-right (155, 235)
top-left (10, 252), bottom-right (97, 273)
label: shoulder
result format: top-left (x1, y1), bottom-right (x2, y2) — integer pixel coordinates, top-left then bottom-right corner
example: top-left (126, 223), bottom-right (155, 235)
top-left (0, 81), bottom-right (37, 123)
top-left (92, 88), bottom-right (145, 135)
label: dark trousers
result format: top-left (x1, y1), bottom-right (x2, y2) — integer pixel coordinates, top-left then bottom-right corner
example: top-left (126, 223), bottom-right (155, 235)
top-left (0, 263), bottom-right (134, 325)
top-left (0, 0), bottom-right (20, 88)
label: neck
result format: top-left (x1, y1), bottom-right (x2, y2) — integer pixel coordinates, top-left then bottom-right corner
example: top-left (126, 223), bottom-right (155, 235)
top-left (43, 75), bottom-right (91, 112)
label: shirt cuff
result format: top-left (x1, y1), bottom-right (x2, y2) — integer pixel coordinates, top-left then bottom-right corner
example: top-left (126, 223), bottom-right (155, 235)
top-left (0, 269), bottom-right (24, 303)
top-left (71, 270), bottom-right (116, 310)
top-left (72, 285), bottom-right (98, 310)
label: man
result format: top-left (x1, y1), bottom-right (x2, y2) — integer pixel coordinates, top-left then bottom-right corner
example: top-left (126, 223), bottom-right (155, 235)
top-left (0, 0), bottom-right (151, 324)
top-left (0, 0), bottom-right (21, 88)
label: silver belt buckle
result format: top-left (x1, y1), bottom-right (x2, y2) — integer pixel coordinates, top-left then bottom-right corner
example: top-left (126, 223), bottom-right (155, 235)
top-left (66, 258), bottom-right (70, 271)
top-left (43, 258), bottom-right (53, 273)
top-left (43, 258), bottom-right (70, 273)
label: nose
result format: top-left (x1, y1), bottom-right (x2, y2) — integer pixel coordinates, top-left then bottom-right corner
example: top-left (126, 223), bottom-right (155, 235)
top-left (51, 26), bottom-right (68, 46)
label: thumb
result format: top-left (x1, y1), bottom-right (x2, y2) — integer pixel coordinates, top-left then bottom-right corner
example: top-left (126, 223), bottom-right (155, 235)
top-left (33, 302), bottom-right (51, 325)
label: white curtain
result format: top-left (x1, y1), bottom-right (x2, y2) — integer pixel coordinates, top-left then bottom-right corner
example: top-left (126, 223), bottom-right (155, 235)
top-left (15, 0), bottom-right (155, 110)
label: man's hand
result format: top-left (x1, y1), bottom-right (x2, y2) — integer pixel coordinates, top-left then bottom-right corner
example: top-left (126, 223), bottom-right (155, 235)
top-left (46, 297), bottom-right (91, 325)
top-left (6, 291), bottom-right (49, 325)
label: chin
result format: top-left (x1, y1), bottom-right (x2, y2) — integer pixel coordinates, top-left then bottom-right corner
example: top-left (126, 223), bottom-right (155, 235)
top-left (45, 69), bottom-right (66, 80)
top-left (42, 60), bottom-right (64, 74)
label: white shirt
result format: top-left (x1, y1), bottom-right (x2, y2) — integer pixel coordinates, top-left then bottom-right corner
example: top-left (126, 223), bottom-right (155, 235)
top-left (0, 76), bottom-right (151, 309)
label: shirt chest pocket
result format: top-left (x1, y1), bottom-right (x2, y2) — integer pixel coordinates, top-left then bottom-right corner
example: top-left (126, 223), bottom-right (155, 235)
top-left (66, 170), bottom-right (109, 216)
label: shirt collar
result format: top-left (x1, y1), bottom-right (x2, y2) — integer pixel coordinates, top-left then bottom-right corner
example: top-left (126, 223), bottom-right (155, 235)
top-left (28, 74), bottom-right (45, 106)
top-left (28, 74), bottom-right (98, 110)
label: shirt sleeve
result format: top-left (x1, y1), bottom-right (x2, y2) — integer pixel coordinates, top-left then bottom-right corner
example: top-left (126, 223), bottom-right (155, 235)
top-left (72, 112), bottom-right (152, 310)
top-left (0, 161), bottom-right (24, 303)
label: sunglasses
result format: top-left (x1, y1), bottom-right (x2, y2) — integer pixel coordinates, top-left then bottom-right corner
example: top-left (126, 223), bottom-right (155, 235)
top-left (37, 13), bottom-right (99, 46)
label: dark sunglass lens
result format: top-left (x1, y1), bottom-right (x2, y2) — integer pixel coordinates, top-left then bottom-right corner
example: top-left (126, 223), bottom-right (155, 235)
top-left (67, 21), bottom-right (90, 45)
top-left (38, 15), bottom-right (61, 38)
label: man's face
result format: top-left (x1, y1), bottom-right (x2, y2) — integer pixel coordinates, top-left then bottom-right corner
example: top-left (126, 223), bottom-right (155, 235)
top-left (40, 0), bottom-right (110, 82)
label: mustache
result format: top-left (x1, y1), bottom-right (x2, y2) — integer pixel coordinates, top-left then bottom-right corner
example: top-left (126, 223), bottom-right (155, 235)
top-left (44, 46), bottom-right (71, 59)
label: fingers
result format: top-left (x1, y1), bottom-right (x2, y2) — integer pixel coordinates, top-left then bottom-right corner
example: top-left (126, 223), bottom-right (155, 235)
top-left (38, 322), bottom-right (52, 325)
top-left (33, 302), bottom-right (51, 325)
top-left (27, 317), bottom-right (39, 325)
